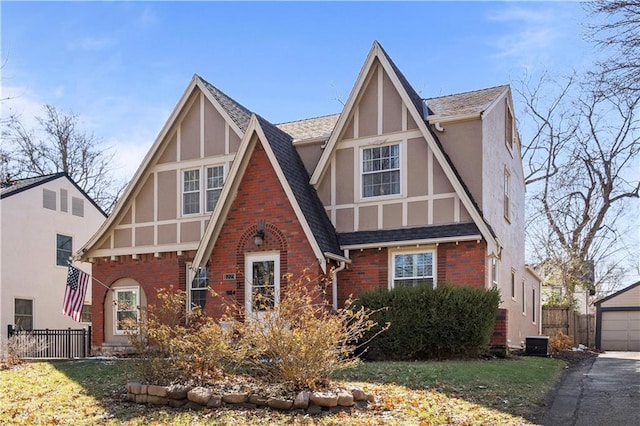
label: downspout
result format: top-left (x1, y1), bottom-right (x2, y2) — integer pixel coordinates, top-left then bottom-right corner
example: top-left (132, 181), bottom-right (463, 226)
top-left (330, 249), bottom-right (349, 310)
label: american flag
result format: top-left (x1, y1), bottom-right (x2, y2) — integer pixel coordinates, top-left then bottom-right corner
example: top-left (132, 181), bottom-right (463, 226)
top-left (63, 265), bottom-right (90, 322)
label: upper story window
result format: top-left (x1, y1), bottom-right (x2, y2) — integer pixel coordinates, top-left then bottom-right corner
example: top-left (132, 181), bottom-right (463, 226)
top-left (72, 197), bottom-right (84, 217)
top-left (504, 168), bottom-right (511, 221)
top-left (391, 250), bottom-right (435, 288)
top-left (182, 165), bottom-right (226, 216)
top-left (505, 101), bottom-right (514, 152)
top-left (56, 234), bottom-right (72, 266)
top-left (362, 143), bottom-right (400, 198)
top-left (183, 169), bottom-right (200, 215)
top-left (206, 166), bottom-right (224, 212)
top-left (43, 189), bottom-right (56, 210)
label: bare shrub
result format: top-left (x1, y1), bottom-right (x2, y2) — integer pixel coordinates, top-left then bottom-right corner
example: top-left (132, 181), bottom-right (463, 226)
top-left (549, 332), bottom-right (573, 354)
top-left (229, 271), bottom-right (386, 390)
top-left (125, 287), bottom-right (244, 385)
top-left (1, 334), bottom-right (48, 367)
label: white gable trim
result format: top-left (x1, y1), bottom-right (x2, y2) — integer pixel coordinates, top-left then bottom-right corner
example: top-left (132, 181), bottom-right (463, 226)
top-left (79, 76), bottom-right (245, 260)
top-left (309, 41), bottom-right (497, 253)
top-left (192, 115), bottom-right (328, 273)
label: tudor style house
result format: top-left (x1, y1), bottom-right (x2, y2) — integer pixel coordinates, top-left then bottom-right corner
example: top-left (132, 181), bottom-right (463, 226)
top-left (1, 173), bottom-right (106, 341)
top-left (79, 42), bottom-right (541, 354)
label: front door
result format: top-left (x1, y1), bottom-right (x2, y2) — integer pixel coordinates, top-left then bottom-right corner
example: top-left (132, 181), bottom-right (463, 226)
top-left (245, 252), bottom-right (280, 320)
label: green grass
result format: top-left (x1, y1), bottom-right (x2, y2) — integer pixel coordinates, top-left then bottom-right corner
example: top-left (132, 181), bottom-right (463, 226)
top-left (0, 356), bottom-right (565, 425)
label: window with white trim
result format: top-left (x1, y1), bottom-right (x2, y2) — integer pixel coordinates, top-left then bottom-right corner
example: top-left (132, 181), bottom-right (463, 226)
top-left (56, 234), bottom-right (72, 266)
top-left (189, 267), bottom-right (209, 310)
top-left (361, 143), bottom-right (400, 198)
top-left (206, 165), bottom-right (224, 212)
top-left (504, 169), bottom-right (511, 221)
top-left (183, 169), bottom-right (200, 215)
top-left (114, 288), bottom-right (139, 335)
top-left (392, 250), bottom-right (435, 288)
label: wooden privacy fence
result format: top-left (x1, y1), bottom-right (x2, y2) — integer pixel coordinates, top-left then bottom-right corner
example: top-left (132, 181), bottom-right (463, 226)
top-left (7, 325), bottom-right (92, 359)
top-left (542, 306), bottom-right (595, 347)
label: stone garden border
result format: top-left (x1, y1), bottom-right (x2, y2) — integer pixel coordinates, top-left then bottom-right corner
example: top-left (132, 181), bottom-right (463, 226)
top-left (126, 383), bottom-right (375, 414)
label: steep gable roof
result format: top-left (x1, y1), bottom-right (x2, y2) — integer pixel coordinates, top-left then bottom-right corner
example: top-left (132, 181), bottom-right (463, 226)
top-left (1, 172), bottom-right (107, 217)
top-left (595, 281), bottom-right (640, 306)
top-left (276, 114), bottom-right (339, 142)
top-left (79, 75), bottom-right (251, 259)
top-left (192, 114), bottom-right (344, 272)
top-left (309, 40), bottom-right (499, 253)
top-left (424, 85), bottom-right (509, 119)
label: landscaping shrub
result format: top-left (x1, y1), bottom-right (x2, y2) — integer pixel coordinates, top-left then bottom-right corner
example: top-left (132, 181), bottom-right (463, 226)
top-left (0, 334), bottom-right (48, 368)
top-left (126, 287), bottom-right (245, 385)
top-left (356, 284), bottom-right (500, 360)
top-left (230, 271), bottom-right (385, 390)
top-left (549, 331), bottom-right (573, 353)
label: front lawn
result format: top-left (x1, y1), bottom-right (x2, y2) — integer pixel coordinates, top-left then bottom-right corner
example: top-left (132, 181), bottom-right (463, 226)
top-left (0, 356), bottom-right (564, 425)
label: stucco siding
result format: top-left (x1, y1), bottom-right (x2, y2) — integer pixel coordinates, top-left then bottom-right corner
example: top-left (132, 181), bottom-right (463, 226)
top-left (134, 175), bottom-right (154, 223)
top-left (382, 71), bottom-right (403, 134)
top-left (157, 170), bottom-right (177, 221)
top-left (358, 64), bottom-right (379, 138)
top-left (203, 98), bottom-right (226, 157)
top-left (180, 95), bottom-right (201, 160)
top-left (0, 176), bottom-right (104, 340)
top-left (407, 137), bottom-right (428, 197)
top-left (335, 148), bottom-right (354, 204)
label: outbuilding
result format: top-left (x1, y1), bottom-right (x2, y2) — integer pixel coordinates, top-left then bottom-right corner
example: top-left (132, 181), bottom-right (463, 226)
top-left (595, 281), bottom-right (640, 351)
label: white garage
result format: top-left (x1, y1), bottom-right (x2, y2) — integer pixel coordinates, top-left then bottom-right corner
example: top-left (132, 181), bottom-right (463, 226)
top-left (595, 282), bottom-right (640, 351)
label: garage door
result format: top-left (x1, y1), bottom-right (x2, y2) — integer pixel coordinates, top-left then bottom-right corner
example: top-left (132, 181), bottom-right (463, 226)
top-left (601, 310), bottom-right (640, 351)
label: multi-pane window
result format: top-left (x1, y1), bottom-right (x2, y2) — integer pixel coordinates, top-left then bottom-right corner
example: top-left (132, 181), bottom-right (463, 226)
top-left (56, 234), bottom-right (72, 266)
top-left (183, 169), bottom-right (200, 215)
top-left (392, 251), bottom-right (435, 288)
top-left (206, 166), bottom-right (224, 212)
top-left (190, 267), bottom-right (209, 310)
top-left (362, 144), bottom-right (400, 198)
top-left (14, 299), bottom-right (33, 330)
top-left (114, 288), bottom-right (139, 334)
top-left (504, 169), bottom-right (511, 221)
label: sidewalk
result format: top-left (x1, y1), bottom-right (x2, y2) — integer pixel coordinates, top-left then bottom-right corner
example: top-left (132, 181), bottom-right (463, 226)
top-left (541, 351), bottom-right (640, 426)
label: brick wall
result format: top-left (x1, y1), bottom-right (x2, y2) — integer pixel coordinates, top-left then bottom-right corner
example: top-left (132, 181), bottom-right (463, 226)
top-left (91, 251), bottom-right (192, 347)
top-left (437, 240), bottom-right (487, 288)
top-left (490, 308), bottom-right (508, 347)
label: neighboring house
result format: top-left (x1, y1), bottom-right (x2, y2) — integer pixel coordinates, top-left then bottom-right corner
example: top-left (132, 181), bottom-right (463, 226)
top-left (0, 172), bottom-right (106, 341)
top-left (595, 281), bottom-right (640, 351)
top-left (79, 41), bottom-right (541, 354)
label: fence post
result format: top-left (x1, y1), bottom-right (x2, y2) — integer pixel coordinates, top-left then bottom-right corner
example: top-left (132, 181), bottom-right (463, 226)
top-left (87, 326), bottom-right (92, 357)
top-left (7, 324), bottom-right (13, 337)
top-left (66, 328), bottom-right (72, 359)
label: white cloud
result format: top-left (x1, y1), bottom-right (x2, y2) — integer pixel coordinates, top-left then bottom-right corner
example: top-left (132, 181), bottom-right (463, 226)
top-left (66, 36), bottom-right (117, 52)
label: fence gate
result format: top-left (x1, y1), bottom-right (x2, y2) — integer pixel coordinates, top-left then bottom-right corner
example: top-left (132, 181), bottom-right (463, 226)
top-left (7, 325), bottom-right (91, 359)
top-left (541, 307), bottom-right (595, 347)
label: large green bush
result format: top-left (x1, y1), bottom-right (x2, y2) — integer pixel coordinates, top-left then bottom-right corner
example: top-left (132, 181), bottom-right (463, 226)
top-left (356, 284), bottom-right (500, 360)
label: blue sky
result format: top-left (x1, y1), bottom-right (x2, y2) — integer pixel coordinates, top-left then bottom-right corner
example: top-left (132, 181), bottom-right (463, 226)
top-left (2, 1), bottom-right (593, 178)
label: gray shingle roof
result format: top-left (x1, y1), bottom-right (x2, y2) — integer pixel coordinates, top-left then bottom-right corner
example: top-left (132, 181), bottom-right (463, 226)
top-left (338, 223), bottom-right (482, 247)
top-left (198, 75), bottom-right (253, 132)
top-left (276, 114), bottom-right (339, 141)
top-left (1, 172), bottom-right (66, 199)
top-left (256, 115), bottom-right (342, 257)
top-left (424, 85), bottom-right (508, 118)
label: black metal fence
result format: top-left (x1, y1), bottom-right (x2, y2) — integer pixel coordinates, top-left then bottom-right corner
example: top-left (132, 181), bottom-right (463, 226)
top-left (7, 325), bottom-right (91, 359)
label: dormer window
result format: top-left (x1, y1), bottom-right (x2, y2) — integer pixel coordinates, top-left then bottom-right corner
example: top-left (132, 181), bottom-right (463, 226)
top-left (361, 143), bottom-right (401, 198)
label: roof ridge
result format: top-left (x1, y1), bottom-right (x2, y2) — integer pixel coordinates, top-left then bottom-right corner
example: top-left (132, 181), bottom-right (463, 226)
top-left (423, 84), bottom-right (509, 101)
top-left (197, 75), bottom-right (253, 131)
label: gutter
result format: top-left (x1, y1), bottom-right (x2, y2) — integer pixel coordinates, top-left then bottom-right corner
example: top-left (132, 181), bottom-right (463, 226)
top-left (325, 251), bottom-right (351, 310)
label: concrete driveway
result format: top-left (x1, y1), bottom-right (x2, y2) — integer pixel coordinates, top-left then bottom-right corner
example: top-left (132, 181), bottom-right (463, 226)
top-left (542, 351), bottom-right (640, 425)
